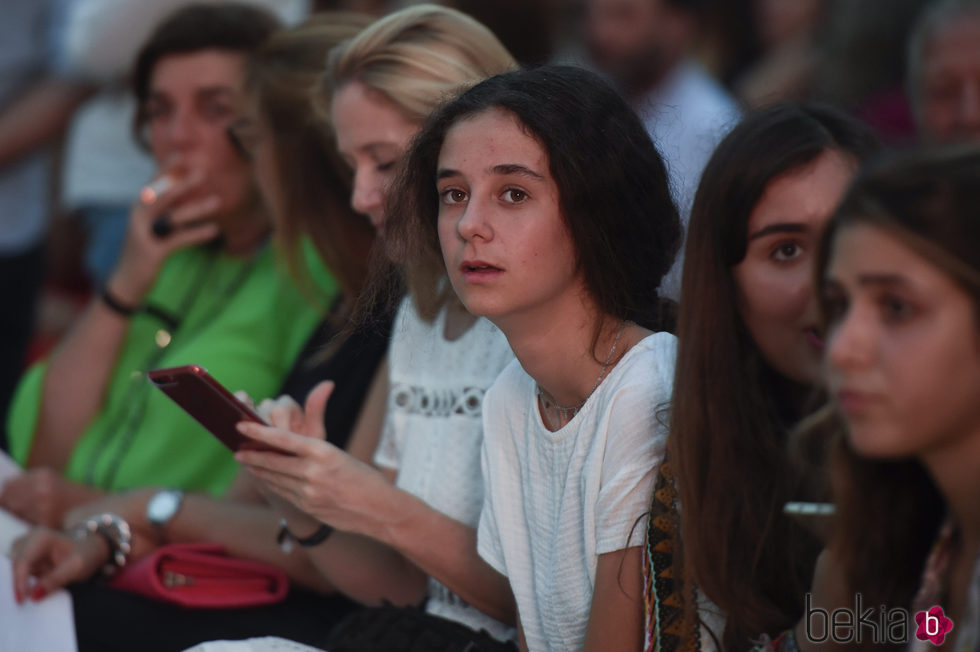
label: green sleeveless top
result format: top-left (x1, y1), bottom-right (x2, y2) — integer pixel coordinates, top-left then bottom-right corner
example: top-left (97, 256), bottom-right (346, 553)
top-left (7, 242), bottom-right (335, 495)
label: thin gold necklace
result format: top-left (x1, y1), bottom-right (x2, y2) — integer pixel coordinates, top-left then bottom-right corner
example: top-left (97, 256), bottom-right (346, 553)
top-left (536, 319), bottom-right (627, 427)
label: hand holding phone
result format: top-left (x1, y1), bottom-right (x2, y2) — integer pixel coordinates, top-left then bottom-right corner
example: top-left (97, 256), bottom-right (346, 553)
top-left (147, 365), bottom-right (289, 454)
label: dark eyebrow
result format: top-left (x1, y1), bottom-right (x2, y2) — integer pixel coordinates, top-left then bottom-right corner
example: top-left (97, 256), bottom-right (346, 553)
top-left (856, 273), bottom-right (911, 289)
top-left (747, 222), bottom-right (808, 241)
top-left (148, 86), bottom-right (237, 103)
top-left (196, 86), bottom-right (237, 100)
top-left (823, 273), bottom-right (912, 291)
top-left (361, 143), bottom-right (400, 156)
top-left (437, 163), bottom-right (546, 182)
top-left (490, 164), bottom-right (544, 180)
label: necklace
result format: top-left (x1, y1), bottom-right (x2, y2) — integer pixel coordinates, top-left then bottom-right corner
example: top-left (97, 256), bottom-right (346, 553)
top-left (536, 319), bottom-right (627, 427)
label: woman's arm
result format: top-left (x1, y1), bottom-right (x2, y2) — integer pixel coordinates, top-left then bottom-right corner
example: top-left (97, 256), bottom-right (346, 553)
top-left (237, 381), bottom-right (516, 622)
top-left (58, 486), bottom-right (337, 593)
top-left (583, 547), bottom-right (644, 652)
top-left (793, 549), bottom-right (849, 651)
top-left (28, 177), bottom-right (220, 470)
top-left (157, 491), bottom-right (336, 593)
top-left (9, 524), bottom-right (157, 602)
top-left (370, 487), bottom-right (515, 623)
top-left (0, 470), bottom-right (106, 527)
top-left (11, 357), bottom-right (394, 594)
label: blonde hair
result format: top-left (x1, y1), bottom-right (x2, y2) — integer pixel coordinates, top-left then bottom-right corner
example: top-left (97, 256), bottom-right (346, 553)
top-left (319, 4), bottom-right (517, 124)
top-left (317, 4), bottom-right (517, 322)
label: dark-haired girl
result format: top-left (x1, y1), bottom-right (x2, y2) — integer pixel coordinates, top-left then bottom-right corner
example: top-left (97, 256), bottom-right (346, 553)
top-left (388, 64), bottom-right (682, 651)
top-left (645, 103), bottom-right (879, 651)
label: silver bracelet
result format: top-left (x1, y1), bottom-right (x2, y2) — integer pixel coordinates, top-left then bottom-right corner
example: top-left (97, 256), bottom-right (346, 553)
top-left (70, 512), bottom-right (133, 576)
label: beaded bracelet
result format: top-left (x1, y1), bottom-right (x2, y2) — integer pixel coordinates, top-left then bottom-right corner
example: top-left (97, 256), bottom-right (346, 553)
top-left (70, 512), bottom-right (133, 577)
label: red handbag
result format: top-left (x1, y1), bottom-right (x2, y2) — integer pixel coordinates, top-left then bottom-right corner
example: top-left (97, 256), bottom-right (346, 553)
top-left (109, 543), bottom-right (289, 608)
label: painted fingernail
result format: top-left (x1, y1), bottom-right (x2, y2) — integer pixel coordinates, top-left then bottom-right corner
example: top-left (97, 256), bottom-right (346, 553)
top-left (14, 588), bottom-right (23, 604)
top-left (31, 585), bottom-right (46, 601)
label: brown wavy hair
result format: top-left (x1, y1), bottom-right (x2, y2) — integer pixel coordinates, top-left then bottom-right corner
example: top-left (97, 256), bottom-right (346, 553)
top-left (246, 13), bottom-right (375, 302)
top-left (817, 145), bottom-right (980, 630)
top-left (666, 103), bottom-right (879, 649)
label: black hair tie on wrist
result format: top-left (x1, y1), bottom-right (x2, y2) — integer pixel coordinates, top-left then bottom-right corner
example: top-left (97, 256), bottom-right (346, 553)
top-left (100, 286), bottom-right (141, 317)
top-left (277, 519), bottom-right (334, 552)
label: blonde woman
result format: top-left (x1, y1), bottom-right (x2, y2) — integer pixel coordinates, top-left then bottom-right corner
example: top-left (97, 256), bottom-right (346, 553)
top-left (233, 6), bottom-right (522, 649)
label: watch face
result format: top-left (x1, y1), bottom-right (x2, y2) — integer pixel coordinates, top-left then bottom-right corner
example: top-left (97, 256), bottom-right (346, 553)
top-left (148, 490), bottom-right (183, 525)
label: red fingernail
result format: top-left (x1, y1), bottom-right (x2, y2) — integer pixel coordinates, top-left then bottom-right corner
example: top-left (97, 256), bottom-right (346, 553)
top-left (31, 586), bottom-right (46, 601)
top-left (14, 588), bottom-right (23, 604)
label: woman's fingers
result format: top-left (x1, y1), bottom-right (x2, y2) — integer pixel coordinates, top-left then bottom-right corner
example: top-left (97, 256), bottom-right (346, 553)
top-left (11, 529), bottom-right (112, 602)
top-left (234, 428), bottom-right (323, 473)
top-left (165, 220), bottom-right (221, 250)
top-left (255, 398), bottom-right (275, 421)
top-left (258, 395), bottom-right (304, 431)
top-left (111, 171), bottom-right (217, 301)
top-left (134, 171), bottom-right (221, 251)
top-left (10, 529), bottom-right (60, 601)
top-left (35, 536), bottom-right (107, 596)
top-left (234, 391), bottom-right (256, 410)
top-left (302, 381), bottom-right (334, 441)
top-left (235, 422), bottom-right (307, 455)
top-left (242, 466), bottom-right (305, 504)
top-left (164, 194), bottom-right (220, 229)
top-left (139, 169), bottom-right (206, 213)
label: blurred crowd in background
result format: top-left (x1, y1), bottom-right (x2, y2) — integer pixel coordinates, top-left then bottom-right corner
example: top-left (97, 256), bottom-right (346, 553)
top-left (3, 0), bottom-right (979, 489)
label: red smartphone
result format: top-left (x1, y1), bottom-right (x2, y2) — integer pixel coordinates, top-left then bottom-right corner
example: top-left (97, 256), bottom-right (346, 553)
top-left (147, 365), bottom-right (286, 453)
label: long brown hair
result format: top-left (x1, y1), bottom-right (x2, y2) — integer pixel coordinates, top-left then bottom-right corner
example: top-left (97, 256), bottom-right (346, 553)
top-left (246, 13), bottom-right (375, 302)
top-left (666, 103), bottom-right (879, 649)
top-left (817, 145), bottom-right (980, 623)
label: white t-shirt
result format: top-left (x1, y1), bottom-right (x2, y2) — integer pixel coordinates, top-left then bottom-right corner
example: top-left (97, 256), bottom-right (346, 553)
top-left (374, 297), bottom-right (516, 640)
top-left (478, 332), bottom-right (676, 652)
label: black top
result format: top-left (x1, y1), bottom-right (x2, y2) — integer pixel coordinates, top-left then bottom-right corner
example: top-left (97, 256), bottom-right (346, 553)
top-left (278, 308), bottom-right (394, 449)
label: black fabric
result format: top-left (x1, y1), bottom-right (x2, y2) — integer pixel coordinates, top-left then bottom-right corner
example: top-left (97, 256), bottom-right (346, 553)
top-left (70, 581), bottom-right (356, 652)
top-left (279, 307), bottom-right (394, 450)
top-left (0, 242), bottom-right (44, 452)
top-left (324, 605), bottom-right (517, 652)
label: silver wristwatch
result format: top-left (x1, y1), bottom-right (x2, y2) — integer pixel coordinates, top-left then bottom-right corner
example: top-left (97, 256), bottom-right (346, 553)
top-left (146, 489), bottom-right (185, 531)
